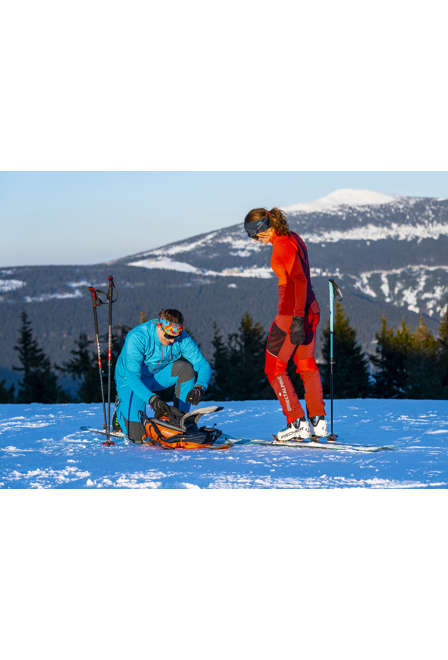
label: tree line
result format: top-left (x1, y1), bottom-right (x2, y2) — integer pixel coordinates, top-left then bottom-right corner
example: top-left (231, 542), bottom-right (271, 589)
top-left (207, 302), bottom-right (448, 400)
top-left (0, 311), bottom-right (130, 404)
top-left (1, 302), bottom-right (448, 404)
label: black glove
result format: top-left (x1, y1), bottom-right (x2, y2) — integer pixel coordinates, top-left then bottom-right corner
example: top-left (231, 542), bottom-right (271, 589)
top-left (149, 395), bottom-right (170, 419)
top-left (186, 385), bottom-right (205, 405)
top-left (290, 316), bottom-right (305, 345)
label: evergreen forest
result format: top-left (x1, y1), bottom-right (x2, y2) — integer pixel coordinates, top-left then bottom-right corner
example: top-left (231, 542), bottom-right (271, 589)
top-left (2, 301), bottom-right (448, 404)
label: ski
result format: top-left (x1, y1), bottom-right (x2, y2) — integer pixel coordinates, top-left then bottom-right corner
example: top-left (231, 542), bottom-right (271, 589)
top-left (226, 436), bottom-right (391, 453)
top-left (80, 426), bottom-right (126, 440)
top-left (80, 427), bottom-right (390, 452)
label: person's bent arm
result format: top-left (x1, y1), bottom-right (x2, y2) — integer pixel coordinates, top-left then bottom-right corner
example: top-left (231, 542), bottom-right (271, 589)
top-left (180, 335), bottom-right (212, 389)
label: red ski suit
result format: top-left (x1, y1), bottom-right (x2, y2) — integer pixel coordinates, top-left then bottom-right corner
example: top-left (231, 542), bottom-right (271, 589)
top-left (265, 231), bottom-right (325, 423)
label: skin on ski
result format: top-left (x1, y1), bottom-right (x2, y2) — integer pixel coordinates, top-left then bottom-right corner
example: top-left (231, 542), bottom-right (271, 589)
top-left (224, 435), bottom-right (391, 452)
top-left (263, 435), bottom-right (389, 452)
top-left (140, 439), bottom-right (231, 451)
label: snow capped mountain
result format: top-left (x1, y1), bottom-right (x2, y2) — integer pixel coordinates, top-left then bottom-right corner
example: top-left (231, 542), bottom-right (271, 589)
top-left (0, 189), bottom-right (447, 387)
top-left (112, 189), bottom-right (448, 319)
top-left (282, 188), bottom-right (401, 213)
top-left (118, 189), bottom-right (448, 264)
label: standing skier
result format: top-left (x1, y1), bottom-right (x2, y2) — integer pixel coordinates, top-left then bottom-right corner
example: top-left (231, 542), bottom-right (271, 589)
top-left (244, 207), bottom-right (327, 441)
top-left (114, 309), bottom-right (211, 443)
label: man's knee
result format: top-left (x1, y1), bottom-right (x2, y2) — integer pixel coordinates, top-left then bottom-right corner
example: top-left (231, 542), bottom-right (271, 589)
top-left (171, 359), bottom-right (195, 384)
top-left (265, 353), bottom-right (288, 382)
top-left (296, 357), bottom-right (319, 373)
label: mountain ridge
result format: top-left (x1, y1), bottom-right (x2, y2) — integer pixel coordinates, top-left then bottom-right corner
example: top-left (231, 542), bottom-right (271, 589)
top-left (1, 189), bottom-right (447, 389)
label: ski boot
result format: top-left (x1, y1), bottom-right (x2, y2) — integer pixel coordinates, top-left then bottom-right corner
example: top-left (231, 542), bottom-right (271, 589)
top-left (309, 415), bottom-right (331, 439)
top-left (275, 417), bottom-right (312, 442)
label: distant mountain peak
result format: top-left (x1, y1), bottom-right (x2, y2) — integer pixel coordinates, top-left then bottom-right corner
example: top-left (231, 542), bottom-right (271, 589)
top-left (282, 188), bottom-right (402, 214)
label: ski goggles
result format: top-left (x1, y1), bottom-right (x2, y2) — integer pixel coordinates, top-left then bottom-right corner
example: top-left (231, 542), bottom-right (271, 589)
top-left (157, 318), bottom-right (183, 339)
top-left (244, 216), bottom-right (271, 239)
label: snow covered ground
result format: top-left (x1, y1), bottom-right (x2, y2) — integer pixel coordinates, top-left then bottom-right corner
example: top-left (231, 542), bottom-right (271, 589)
top-left (1, 399), bottom-right (448, 488)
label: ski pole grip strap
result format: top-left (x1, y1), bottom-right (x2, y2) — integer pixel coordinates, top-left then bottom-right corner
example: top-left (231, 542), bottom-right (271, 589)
top-left (88, 287), bottom-right (107, 307)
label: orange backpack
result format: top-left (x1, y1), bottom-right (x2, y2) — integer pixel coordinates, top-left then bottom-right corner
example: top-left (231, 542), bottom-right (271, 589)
top-left (140, 406), bottom-right (230, 450)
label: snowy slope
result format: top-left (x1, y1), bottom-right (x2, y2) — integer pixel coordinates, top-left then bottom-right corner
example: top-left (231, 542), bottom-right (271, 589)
top-left (1, 399), bottom-right (448, 489)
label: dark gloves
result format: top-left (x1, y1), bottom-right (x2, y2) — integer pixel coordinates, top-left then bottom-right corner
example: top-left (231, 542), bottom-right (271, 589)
top-left (149, 395), bottom-right (170, 419)
top-left (290, 316), bottom-right (305, 345)
top-left (186, 384), bottom-right (205, 405)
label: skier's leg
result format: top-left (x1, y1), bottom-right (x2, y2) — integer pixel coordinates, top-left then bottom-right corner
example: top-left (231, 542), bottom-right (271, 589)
top-left (171, 359), bottom-right (196, 413)
top-left (115, 384), bottom-right (146, 443)
top-left (265, 316), bottom-right (305, 423)
top-left (143, 360), bottom-right (196, 414)
top-left (293, 333), bottom-right (326, 418)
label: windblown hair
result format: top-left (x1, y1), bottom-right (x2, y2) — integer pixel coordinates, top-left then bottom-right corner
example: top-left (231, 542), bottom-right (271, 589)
top-left (244, 207), bottom-right (290, 236)
top-left (159, 308), bottom-right (184, 325)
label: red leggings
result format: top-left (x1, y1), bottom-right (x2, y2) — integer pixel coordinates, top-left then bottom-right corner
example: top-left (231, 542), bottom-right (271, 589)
top-left (265, 314), bottom-right (325, 423)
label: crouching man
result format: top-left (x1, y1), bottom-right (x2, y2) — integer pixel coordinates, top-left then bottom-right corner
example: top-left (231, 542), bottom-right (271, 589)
top-left (114, 308), bottom-right (211, 443)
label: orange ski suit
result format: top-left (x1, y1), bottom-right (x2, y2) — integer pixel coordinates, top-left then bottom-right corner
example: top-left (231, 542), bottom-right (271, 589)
top-left (265, 230), bottom-right (325, 423)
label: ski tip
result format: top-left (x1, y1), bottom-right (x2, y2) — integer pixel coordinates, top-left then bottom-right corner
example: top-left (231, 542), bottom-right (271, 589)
top-left (102, 440), bottom-right (115, 446)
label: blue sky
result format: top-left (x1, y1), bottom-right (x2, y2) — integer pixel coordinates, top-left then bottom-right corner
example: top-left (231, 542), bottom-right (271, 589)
top-left (1, 171), bottom-right (447, 267)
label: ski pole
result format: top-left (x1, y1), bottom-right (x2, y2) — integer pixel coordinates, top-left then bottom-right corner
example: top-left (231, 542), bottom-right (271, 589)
top-left (88, 286), bottom-right (109, 440)
top-left (328, 279), bottom-right (343, 436)
top-left (106, 276), bottom-right (116, 446)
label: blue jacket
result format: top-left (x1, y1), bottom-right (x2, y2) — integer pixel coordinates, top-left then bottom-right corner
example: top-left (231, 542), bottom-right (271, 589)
top-left (115, 319), bottom-right (212, 402)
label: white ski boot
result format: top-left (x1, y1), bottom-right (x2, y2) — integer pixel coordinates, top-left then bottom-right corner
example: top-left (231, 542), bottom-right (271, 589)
top-left (275, 417), bottom-right (312, 442)
top-left (309, 415), bottom-right (328, 438)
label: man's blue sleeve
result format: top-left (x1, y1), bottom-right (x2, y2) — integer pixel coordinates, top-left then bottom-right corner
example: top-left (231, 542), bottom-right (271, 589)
top-left (121, 332), bottom-right (155, 401)
top-left (180, 335), bottom-right (212, 389)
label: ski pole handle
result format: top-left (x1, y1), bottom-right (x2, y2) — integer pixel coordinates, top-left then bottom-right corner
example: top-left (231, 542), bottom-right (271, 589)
top-left (88, 287), bottom-right (98, 308)
top-left (88, 286), bottom-right (107, 308)
top-left (107, 276), bottom-right (115, 301)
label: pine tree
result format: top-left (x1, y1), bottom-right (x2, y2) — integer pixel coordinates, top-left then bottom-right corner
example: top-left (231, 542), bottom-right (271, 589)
top-left (207, 314), bottom-right (272, 400)
top-left (227, 313), bottom-right (272, 400)
top-left (206, 324), bottom-right (232, 400)
top-left (0, 379), bottom-right (15, 403)
top-left (13, 311), bottom-right (65, 403)
top-left (58, 326), bottom-right (130, 403)
top-left (370, 317), bottom-right (413, 398)
top-left (437, 300), bottom-right (448, 398)
top-left (57, 332), bottom-right (100, 402)
top-left (321, 300), bottom-right (371, 397)
top-left (406, 316), bottom-right (439, 398)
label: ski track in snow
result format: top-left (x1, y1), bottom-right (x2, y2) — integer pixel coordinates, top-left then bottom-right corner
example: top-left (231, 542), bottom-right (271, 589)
top-left (0, 401), bottom-right (448, 489)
